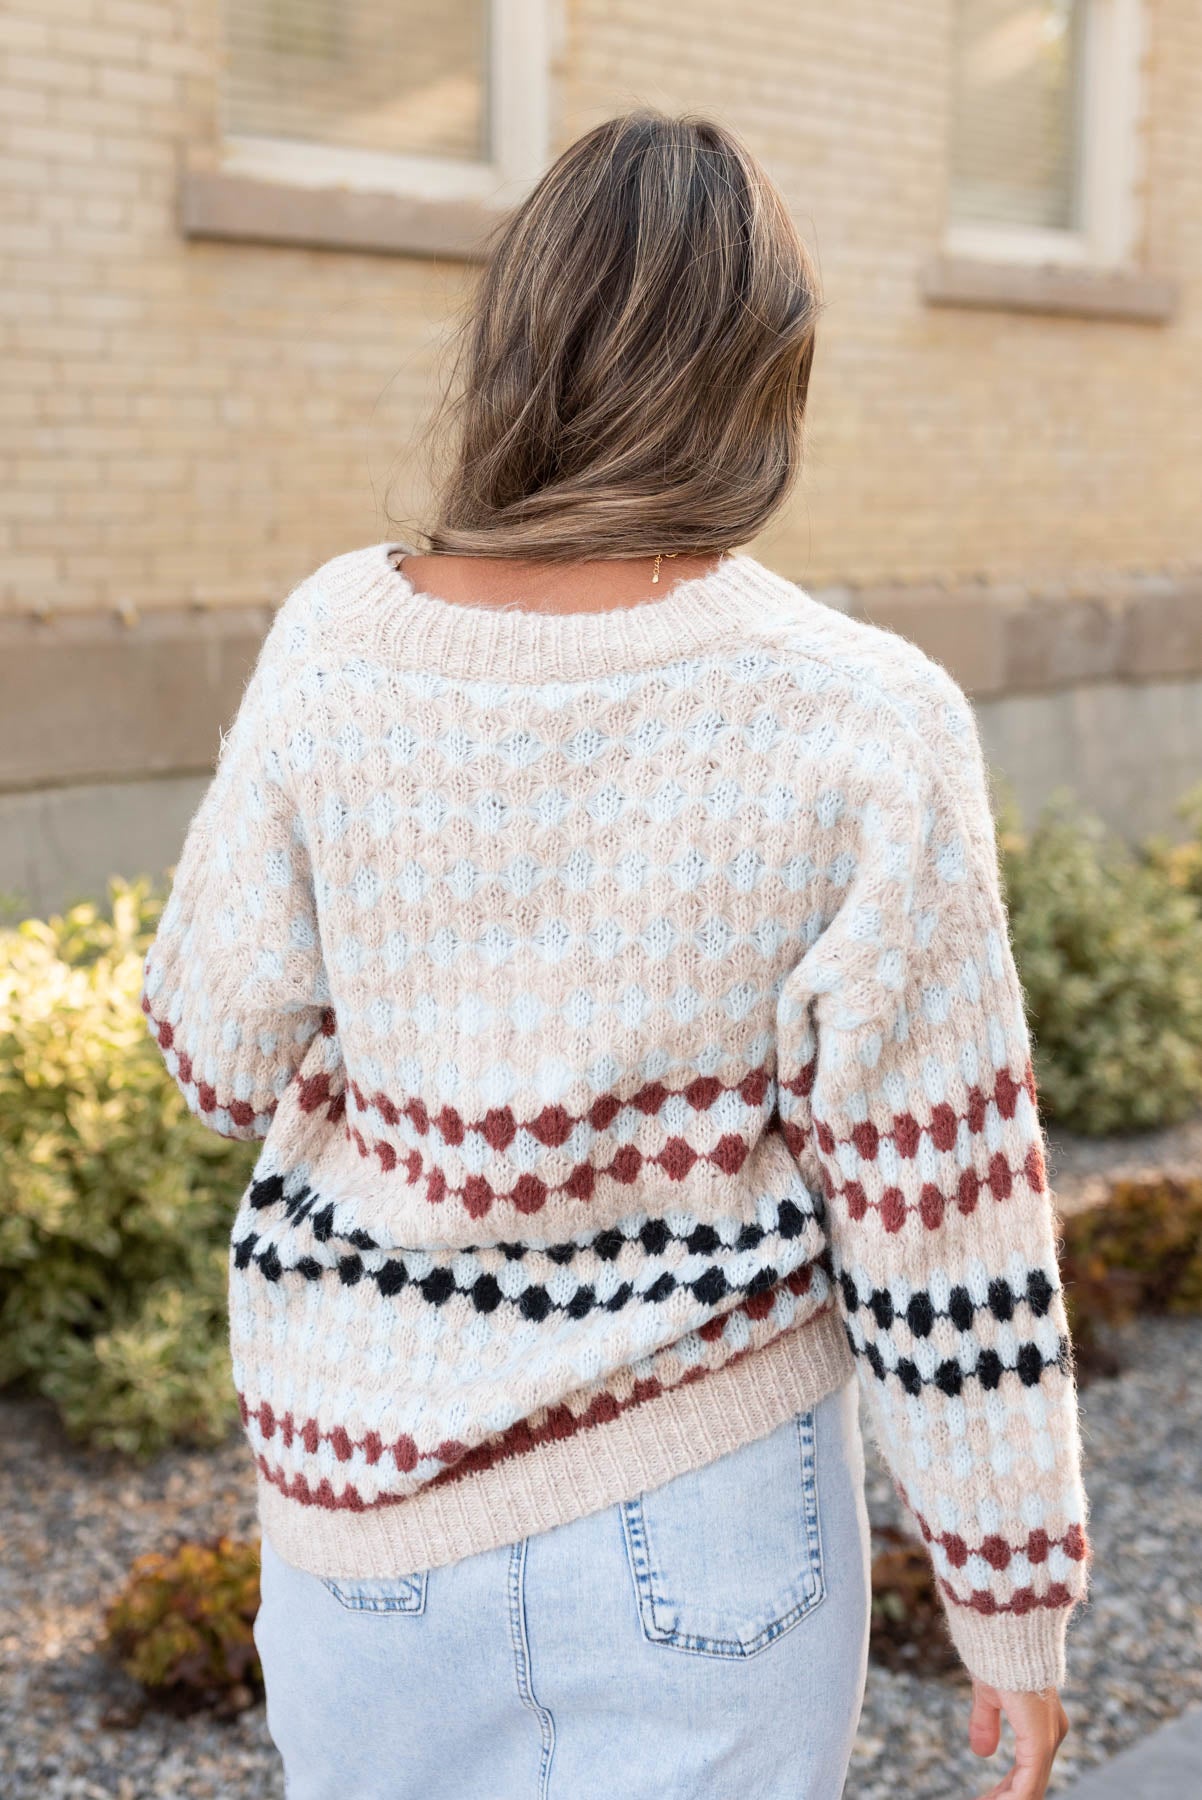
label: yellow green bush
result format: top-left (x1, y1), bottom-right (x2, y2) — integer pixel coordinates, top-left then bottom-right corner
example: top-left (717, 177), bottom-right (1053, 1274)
top-left (103, 1535), bottom-right (262, 1714)
top-left (1146, 784), bottom-right (1202, 907)
top-left (1000, 802), bottom-right (1202, 1135)
top-left (0, 880), bottom-right (255, 1456)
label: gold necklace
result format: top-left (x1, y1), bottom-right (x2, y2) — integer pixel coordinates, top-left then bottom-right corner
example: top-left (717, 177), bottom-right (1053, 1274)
top-left (652, 549), bottom-right (729, 583)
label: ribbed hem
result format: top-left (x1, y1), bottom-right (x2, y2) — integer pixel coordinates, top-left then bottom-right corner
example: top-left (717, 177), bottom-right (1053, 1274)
top-left (943, 1600), bottom-right (1073, 1694)
top-left (317, 543), bottom-right (808, 684)
top-left (257, 1307), bottom-right (855, 1579)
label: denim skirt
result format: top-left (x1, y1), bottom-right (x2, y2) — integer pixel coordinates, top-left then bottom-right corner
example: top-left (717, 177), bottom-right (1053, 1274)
top-left (254, 1375), bottom-right (871, 1800)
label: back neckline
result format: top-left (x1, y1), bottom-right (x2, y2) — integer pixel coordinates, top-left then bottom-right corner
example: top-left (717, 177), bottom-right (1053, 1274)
top-left (324, 541), bottom-right (805, 683)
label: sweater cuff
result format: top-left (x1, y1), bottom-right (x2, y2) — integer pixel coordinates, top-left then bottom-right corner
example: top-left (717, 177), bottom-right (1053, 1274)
top-left (942, 1599), bottom-right (1073, 1693)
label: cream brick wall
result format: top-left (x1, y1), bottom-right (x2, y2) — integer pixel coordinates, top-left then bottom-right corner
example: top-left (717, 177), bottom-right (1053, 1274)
top-left (562, 0), bottom-right (1202, 585)
top-left (1, 0), bottom-right (1199, 619)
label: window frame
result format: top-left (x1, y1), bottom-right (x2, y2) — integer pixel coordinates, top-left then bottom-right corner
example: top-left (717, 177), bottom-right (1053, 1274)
top-left (943, 0), bottom-right (1144, 271)
top-left (184, 0), bottom-right (553, 261)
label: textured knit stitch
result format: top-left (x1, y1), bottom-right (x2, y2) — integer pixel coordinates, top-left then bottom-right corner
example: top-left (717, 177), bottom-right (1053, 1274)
top-left (143, 543), bottom-right (1089, 1692)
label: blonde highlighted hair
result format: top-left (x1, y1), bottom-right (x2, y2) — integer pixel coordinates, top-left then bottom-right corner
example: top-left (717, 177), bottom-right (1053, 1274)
top-left (422, 111), bottom-right (821, 561)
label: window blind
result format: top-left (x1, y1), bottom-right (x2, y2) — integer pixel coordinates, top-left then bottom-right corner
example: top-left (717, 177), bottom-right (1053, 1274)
top-left (949, 0), bottom-right (1087, 231)
top-left (221, 0), bottom-right (491, 163)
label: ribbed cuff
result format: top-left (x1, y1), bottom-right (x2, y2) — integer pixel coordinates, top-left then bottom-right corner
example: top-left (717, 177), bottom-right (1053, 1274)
top-left (943, 1598), bottom-right (1074, 1693)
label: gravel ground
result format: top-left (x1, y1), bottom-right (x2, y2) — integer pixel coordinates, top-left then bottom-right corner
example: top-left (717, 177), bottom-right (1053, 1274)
top-left (1, 1316), bottom-right (1200, 1799)
top-left (0, 1417), bottom-right (277, 1800)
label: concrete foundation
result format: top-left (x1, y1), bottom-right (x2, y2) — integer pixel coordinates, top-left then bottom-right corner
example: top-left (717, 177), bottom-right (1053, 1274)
top-left (0, 777), bottom-right (208, 919)
top-left (976, 674), bottom-right (1202, 840)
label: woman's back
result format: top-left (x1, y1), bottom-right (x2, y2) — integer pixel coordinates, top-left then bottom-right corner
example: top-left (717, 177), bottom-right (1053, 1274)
top-left (143, 110), bottom-right (1085, 1791)
top-left (147, 541), bottom-right (863, 1528)
top-left (143, 533), bottom-right (1081, 1674)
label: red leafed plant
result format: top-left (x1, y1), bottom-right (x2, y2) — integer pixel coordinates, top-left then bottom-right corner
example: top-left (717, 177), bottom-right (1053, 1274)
top-left (102, 1534), bottom-right (262, 1716)
top-left (1059, 1176), bottom-right (1202, 1382)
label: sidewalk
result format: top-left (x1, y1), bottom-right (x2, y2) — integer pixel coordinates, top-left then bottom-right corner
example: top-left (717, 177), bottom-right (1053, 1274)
top-left (1061, 1707), bottom-right (1202, 1798)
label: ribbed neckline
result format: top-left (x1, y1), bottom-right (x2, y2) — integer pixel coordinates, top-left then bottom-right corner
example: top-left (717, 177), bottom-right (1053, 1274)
top-left (323, 542), bottom-right (805, 683)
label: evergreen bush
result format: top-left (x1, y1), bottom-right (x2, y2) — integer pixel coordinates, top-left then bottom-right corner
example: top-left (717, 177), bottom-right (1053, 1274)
top-left (0, 880), bottom-right (255, 1456)
top-left (999, 801), bottom-right (1202, 1134)
top-left (1145, 783), bottom-right (1202, 907)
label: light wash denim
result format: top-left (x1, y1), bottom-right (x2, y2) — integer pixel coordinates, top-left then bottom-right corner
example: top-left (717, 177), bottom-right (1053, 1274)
top-left (254, 1375), bottom-right (871, 1800)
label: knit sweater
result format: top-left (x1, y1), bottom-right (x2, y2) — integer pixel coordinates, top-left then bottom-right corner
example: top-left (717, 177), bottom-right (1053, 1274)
top-left (143, 543), bottom-right (1088, 1692)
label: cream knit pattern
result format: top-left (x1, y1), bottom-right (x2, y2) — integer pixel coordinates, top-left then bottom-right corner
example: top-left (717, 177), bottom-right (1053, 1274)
top-left (143, 543), bottom-right (1088, 1692)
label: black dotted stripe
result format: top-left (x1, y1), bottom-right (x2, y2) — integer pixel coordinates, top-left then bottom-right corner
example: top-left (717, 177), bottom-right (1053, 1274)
top-left (849, 1327), bottom-right (1071, 1397)
top-left (839, 1268), bottom-right (1058, 1336)
top-left (232, 1225), bottom-right (800, 1323)
top-left (246, 1172), bottom-right (817, 1263)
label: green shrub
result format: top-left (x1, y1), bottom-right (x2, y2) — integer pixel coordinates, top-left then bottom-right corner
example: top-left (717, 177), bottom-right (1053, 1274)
top-left (0, 879), bottom-right (255, 1455)
top-left (999, 802), bottom-right (1202, 1135)
top-left (103, 1535), bottom-right (262, 1715)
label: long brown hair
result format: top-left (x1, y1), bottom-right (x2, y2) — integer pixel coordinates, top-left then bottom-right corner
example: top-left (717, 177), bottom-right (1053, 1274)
top-left (422, 112), bottom-right (821, 561)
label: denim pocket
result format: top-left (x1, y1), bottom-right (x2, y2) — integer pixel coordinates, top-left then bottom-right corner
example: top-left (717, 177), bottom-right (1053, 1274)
top-left (318, 1569), bottom-right (428, 1614)
top-left (620, 1410), bottom-right (825, 1657)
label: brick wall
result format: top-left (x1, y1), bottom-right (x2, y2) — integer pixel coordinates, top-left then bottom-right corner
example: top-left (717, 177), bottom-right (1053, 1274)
top-left (563, 0), bottom-right (1201, 585)
top-left (2, 0), bottom-right (1199, 618)
top-left (2, 0), bottom-right (454, 618)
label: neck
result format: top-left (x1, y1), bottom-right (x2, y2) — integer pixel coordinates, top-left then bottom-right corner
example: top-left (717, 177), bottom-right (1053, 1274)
top-left (393, 551), bottom-right (727, 616)
top-left (337, 543), bottom-right (806, 684)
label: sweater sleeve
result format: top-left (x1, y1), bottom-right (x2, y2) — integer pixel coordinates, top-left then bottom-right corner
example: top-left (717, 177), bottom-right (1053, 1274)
top-left (775, 680), bottom-right (1088, 1693)
top-left (141, 596), bottom-right (328, 1139)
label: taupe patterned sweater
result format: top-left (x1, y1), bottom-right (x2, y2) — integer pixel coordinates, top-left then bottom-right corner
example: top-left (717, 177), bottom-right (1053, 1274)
top-left (144, 544), bottom-right (1088, 1691)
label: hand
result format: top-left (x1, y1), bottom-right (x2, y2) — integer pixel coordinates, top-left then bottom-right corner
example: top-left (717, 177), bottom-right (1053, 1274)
top-left (969, 1680), bottom-right (1069, 1799)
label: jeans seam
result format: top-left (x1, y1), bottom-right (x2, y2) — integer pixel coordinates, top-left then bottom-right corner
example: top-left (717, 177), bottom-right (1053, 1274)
top-left (507, 1537), bottom-right (556, 1798)
top-left (796, 1407), bottom-right (826, 1603)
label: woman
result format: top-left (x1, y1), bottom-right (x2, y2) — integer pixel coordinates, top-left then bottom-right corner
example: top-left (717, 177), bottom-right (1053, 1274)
top-left (144, 113), bottom-right (1086, 1799)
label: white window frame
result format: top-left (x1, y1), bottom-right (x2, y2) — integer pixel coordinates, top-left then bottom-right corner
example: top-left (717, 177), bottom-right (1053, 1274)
top-left (215, 0), bottom-right (552, 211)
top-left (944, 0), bottom-right (1144, 270)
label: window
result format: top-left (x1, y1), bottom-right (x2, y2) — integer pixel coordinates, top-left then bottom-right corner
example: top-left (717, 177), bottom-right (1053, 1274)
top-left (945, 0), bottom-right (1143, 268)
top-left (184, 2), bottom-right (551, 258)
top-left (223, 1), bottom-right (492, 167)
